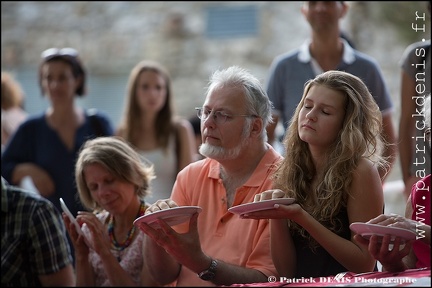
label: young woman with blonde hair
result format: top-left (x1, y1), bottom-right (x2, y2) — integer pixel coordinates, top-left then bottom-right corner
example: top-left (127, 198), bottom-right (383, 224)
top-left (243, 70), bottom-right (388, 278)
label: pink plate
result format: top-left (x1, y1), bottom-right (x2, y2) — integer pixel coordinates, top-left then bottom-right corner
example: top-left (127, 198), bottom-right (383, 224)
top-left (350, 222), bottom-right (416, 243)
top-left (228, 198), bottom-right (295, 215)
top-left (134, 206), bottom-right (202, 229)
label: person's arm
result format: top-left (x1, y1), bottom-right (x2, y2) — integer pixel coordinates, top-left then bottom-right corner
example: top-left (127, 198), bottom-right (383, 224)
top-left (141, 223), bottom-right (185, 285)
top-left (207, 258), bottom-right (269, 286)
top-left (140, 212), bottom-right (269, 286)
top-left (76, 211), bottom-right (144, 286)
top-left (62, 211), bottom-right (94, 286)
top-left (138, 200), bottom-right (184, 285)
top-left (380, 112), bottom-right (397, 182)
top-left (1, 121), bottom-right (31, 184)
top-left (253, 189), bottom-right (296, 277)
top-left (244, 159), bottom-right (384, 273)
top-left (31, 200), bottom-right (75, 286)
top-left (12, 163), bottom-right (55, 197)
top-left (357, 211), bottom-right (423, 272)
top-left (166, 162), bottom-right (275, 285)
top-left (354, 233), bottom-right (411, 272)
top-left (270, 219), bottom-right (296, 278)
top-left (140, 250), bottom-right (165, 286)
top-left (75, 254), bottom-right (95, 286)
top-left (287, 159), bottom-right (383, 272)
top-left (98, 247), bottom-right (140, 286)
top-left (1, 119), bottom-right (55, 196)
top-left (38, 265), bottom-right (75, 287)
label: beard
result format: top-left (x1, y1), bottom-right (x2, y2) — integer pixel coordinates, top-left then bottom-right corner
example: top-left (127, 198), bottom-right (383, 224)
top-left (199, 142), bottom-right (243, 160)
top-left (199, 121), bottom-right (252, 160)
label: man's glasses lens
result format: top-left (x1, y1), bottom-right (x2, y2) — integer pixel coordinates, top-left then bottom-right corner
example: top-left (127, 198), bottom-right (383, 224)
top-left (196, 108), bottom-right (208, 120)
top-left (195, 108), bottom-right (228, 124)
top-left (195, 107), bottom-right (257, 124)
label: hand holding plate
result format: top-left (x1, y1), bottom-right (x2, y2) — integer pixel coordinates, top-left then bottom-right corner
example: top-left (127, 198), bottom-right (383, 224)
top-left (135, 206), bottom-right (202, 230)
top-left (349, 222), bottom-right (416, 244)
top-left (145, 198), bottom-right (179, 215)
top-left (253, 189), bottom-right (286, 202)
top-left (354, 233), bottom-right (412, 272)
top-left (229, 197), bottom-right (295, 216)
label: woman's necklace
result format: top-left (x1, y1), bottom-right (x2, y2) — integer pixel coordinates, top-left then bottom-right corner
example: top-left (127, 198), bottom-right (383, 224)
top-left (108, 201), bottom-right (146, 256)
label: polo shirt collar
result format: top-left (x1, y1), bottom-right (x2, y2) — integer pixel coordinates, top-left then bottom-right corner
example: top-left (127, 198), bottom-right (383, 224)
top-left (207, 144), bottom-right (281, 188)
top-left (298, 38), bottom-right (356, 64)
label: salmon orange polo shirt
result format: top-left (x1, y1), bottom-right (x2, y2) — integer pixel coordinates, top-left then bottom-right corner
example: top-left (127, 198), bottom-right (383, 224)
top-left (171, 144), bottom-right (283, 286)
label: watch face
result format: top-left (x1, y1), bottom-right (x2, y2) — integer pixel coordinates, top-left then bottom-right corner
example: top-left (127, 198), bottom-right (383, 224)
top-left (199, 271), bottom-right (215, 281)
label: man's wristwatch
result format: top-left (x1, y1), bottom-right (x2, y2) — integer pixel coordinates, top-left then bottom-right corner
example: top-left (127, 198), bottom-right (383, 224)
top-left (198, 259), bottom-right (218, 281)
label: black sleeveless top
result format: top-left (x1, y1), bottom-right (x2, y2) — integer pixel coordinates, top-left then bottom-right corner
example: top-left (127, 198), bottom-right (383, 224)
top-left (292, 208), bottom-right (351, 278)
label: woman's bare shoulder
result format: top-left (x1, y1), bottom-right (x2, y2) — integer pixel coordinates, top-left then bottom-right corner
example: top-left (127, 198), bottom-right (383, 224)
top-left (351, 158), bottom-right (382, 196)
top-left (355, 158), bottom-right (378, 175)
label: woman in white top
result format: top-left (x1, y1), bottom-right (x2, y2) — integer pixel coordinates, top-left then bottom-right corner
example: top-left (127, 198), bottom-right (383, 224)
top-left (116, 60), bottom-right (196, 204)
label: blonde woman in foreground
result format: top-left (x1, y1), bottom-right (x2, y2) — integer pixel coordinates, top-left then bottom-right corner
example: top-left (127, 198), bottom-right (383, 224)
top-left (64, 136), bottom-right (157, 286)
top-left (243, 70), bottom-right (388, 278)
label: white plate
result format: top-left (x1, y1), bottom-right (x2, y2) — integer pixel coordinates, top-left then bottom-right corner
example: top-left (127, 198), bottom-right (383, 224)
top-left (350, 222), bottom-right (416, 243)
top-left (133, 206), bottom-right (202, 229)
top-left (228, 198), bottom-right (295, 215)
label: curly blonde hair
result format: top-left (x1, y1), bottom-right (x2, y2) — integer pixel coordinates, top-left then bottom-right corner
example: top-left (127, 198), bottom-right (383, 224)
top-left (273, 70), bottom-right (388, 248)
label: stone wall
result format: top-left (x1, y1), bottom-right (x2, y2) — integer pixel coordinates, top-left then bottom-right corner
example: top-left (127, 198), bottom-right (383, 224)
top-left (2, 1), bottom-right (429, 116)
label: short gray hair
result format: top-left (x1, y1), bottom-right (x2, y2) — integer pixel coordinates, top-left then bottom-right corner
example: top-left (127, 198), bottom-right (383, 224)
top-left (206, 66), bottom-right (273, 141)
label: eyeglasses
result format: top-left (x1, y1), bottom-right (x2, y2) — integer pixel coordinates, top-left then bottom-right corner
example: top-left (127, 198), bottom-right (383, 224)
top-left (41, 47), bottom-right (79, 59)
top-left (195, 107), bottom-right (257, 125)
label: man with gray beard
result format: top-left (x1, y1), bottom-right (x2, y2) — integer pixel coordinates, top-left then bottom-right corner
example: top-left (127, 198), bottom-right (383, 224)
top-left (137, 66), bottom-right (282, 286)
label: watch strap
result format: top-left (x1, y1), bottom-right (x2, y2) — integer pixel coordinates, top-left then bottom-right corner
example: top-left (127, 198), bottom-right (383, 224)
top-left (198, 259), bottom-right (218, 281)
